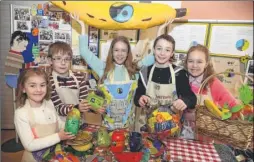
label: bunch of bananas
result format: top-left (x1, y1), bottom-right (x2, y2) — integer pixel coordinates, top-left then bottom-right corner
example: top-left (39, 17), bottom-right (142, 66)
top-left (71, 142), bottom-right (93, 152)
top-left (66, 131), bottom-right (94, 152)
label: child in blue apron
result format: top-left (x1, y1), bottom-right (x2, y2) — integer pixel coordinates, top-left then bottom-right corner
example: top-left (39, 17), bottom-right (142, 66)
top-left (134, 34), bottom-right (197, 136)
top-left (71, 13), bottom-right (173, 130)
top-left (14, 68), bottom-right (75, 162)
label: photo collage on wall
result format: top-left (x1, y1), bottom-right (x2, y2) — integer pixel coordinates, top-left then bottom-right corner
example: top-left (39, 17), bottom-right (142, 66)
top-left (88, 26), bottom-right (99, 56)
top-left (244, 60), bottom-right (254, 87)
top-left (174, 53), bottom-right (187, 67)
top-left (11, 3), bottom-right (72, 68)
top-left (86, 26), bottom-right (99, 79)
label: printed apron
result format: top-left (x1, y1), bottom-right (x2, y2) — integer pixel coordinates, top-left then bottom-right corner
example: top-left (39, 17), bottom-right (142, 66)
top-left (52, 70), bottom-right (80, 122)
top-left (102, 69), bottom-right (137, 130)
top-left (181, 85), bottom-right (213, 140)
top-left (137, 64), bottom-right (181, 137)
top-left (21, 103), bottom-right (58, 162)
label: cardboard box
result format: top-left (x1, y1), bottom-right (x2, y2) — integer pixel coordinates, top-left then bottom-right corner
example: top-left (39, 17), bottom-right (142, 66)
top-left (83, 111), bottom-right (102, 126)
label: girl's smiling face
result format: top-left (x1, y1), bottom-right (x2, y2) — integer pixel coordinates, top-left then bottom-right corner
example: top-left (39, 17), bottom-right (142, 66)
top-left (112, 41), bottom-right (128, 65)
top-left (187, 50), bottom-right (207, 77)
top-left (23, 75), bottom-right (47, 107)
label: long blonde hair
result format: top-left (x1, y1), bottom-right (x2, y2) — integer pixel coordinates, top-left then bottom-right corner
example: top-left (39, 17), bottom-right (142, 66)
top-left (16, 68), bottom-right (51, 107)
top-left (100, 36), bottom-right (137, 83)
top-left (184, 44), bottom-right (215, 90)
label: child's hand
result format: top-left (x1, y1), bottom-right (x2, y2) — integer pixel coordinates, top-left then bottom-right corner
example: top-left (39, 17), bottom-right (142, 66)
top-left (70, 12), bottom-right (85, 35)
top-left (157, 17), bottom-right (174, 36)
top-left (98, 106), bottom-right (106, 114)
top-left (78, 100), bottom-right (91, 112)
top-left (172, 99), bottom-right (187, 111)
top-left (139, 95), bottom-right (150, 108)
top-left (58, 129), bottom-right (76, 141)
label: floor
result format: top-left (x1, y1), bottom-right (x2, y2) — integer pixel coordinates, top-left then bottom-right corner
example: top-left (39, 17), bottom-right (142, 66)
top-left (1, 130), bottom-right (23, 162)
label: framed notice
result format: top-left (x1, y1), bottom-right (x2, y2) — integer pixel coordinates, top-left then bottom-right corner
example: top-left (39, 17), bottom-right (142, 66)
top-left (211, 56), bottom-right (243, 97)
top-left (208, 24), bottom-right (253, 58)
top-left (100, 29), bottom-right (138, 43)
top-left (167, 23), bottom-right (209, 53)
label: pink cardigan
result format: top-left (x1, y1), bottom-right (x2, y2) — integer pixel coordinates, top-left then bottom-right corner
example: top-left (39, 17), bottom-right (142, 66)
top-left (190, 78), bottom-right (238, 108)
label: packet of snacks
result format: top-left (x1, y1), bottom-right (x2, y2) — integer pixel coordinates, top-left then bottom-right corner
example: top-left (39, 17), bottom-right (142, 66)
top-left (144, 104), bottom-right (182, 139)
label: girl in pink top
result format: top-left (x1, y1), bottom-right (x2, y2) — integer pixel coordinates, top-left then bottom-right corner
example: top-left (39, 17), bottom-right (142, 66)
top-left (181, 44), bottom-right (238, 139)
top-left (185, 44), bottom-right (238, 108)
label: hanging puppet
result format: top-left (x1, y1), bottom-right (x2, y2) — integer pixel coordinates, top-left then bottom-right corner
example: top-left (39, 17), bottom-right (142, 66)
top-left (5, 30), bottom-right (39, 75)
top-left (5, 31), bottom-right (29, 74)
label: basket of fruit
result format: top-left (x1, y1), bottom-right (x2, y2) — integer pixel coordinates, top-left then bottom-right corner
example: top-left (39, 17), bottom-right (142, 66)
top-left (195, 71), bottom-right (253, 149)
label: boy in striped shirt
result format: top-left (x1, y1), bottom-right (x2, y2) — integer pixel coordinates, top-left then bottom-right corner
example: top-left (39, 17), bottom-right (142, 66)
top-left (48, 41), bottom-right (104, 122)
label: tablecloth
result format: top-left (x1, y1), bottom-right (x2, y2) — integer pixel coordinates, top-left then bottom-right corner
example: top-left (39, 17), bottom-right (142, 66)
top-left (164, 138), bottom-right (221, 162)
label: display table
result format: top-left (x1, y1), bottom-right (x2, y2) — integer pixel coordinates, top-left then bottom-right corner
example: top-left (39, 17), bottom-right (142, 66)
top-left (78, 124), bottom-right (222, 162)
top-left (45, 124), bottom-right (225, 161)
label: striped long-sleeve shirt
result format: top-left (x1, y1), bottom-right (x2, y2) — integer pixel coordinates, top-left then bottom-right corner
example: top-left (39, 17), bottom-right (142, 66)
top-left (50, 71), bottom-right (89, 116)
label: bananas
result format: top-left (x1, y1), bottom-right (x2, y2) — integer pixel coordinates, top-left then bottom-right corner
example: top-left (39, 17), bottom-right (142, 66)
top-left (204, 99), bottom-right (222, 118)
top-left (71, 142), bottom-right (93, 152)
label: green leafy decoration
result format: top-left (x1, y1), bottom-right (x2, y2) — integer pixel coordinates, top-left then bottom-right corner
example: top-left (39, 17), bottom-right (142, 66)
top-left (231, 104), bottom-right (244, 113)
top-left (238, 85), bottom-right (253, 105)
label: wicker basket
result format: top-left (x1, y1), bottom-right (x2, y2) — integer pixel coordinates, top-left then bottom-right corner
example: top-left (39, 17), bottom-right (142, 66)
top-left (195, 71), bottom-right (253, 149)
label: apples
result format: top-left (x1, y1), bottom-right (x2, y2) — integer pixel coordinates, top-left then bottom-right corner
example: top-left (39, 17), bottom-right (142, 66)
top-left (241, 104), bottom-right (253, 115)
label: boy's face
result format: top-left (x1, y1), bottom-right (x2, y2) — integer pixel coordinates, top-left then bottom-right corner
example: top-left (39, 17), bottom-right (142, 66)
top-left (154, 39), bottom-right (174, 65)
top-left (50, 52), bottom-right (72, 76)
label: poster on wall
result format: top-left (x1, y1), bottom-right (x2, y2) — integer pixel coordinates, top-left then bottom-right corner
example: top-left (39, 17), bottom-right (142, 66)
top-left (100, 29), bottom-right (138, 42)
top-left (36, 10), bottom-right (72, 65)
top-left (71, 45), bottom-right (88, 73)
top-left (11, 5), bottom-right (31, 32)
top-left (174, 53), bottom-right (186, 67)
top-left (208, 24), bottom-right (253, 58)
top-left (211, 56), bottom-right (242, 97)
top-left (89, 26), bottom-right (99, 43)
top-left (12, 5), bottom-right (32, 32)
top-left (244, 60), bottom-right (254, 88)
top-left (88, 26), bottom-right (99, 56)
top-left (168, 23), bottom-right (209, 53)
top-left (54, 30), bottom-right (71, 44)
top-left (72, 55), bottom-right (87, 72)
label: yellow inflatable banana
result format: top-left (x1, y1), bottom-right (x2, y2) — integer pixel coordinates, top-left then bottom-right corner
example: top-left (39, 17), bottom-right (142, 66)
top-left (50, 1), bottom-right (188, 30)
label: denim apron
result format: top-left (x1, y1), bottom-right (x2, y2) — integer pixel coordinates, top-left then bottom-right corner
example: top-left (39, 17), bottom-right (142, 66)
top-left (102, 68), bottom-right (137, 130)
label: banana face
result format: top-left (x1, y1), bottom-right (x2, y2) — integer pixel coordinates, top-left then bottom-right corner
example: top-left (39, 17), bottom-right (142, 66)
top-left (50, 1), bottom-right (187, 30)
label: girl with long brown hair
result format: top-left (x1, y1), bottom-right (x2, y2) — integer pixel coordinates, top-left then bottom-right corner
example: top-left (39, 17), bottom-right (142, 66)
top-left (14, 68), bottom-right (75, 162)
top-left (71, 13), bottom-right (170, 130)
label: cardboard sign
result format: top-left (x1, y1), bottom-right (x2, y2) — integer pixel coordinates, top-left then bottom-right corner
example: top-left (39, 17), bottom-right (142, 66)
top-left (83, 111), bottom-right (102, 126)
